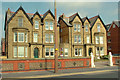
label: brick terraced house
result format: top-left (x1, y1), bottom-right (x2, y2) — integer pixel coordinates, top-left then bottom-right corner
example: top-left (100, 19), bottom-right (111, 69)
top-left (106, 20), bottom-right (120, 56)
top-left (4, 6), bottom-right (107, 59)
top-left (58, 13), bottom-right (107, 57)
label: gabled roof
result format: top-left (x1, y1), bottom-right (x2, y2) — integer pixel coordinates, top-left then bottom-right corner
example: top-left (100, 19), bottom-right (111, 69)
top-left (7, 6), bottom-right (33, 25)
top-left (69, 13), bottom-right (83, 24)
top-left (43, 9), bottom-right (55, 20)
top-left (31, 11), bottom-right (41, 20)
top-left (106, 23), bottom-right (111, 31)
top-left (89, 15), bottom-right (107, 30)
top-left (82, 16), bottom-right (91, 24)
top-left (58, 17), bottom-right (72, 27)
top-left (113, 20), bottom-right (120, 27)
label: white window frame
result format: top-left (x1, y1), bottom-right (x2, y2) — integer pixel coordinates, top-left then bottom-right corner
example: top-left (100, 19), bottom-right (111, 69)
top-left (79, 48), bottom-right (82, 56)
top-left (45, 34), bottom-right (49, 43)
top-left (50, 48), bottom-right (54, 57)
top-left (50, 21), bottom-right (53, 30)
top-left (97, 24), bottom-right (101, 32)
top-left (35, 20), bottom-right (39, 29)
top-left (87, 35), bottom-right (90, 43)
top-left (14, 46), bottom-right (17, 57)
top-left (100, 36), bottom-right (103, 44)
top-left (14, 32), bottom-right (17, 42)
top-left (33, 33), bottom-right (38, 42)
top-left (64, 48), bottom-right (68, 56)
top-left (25, 47), bottom-right (27, 57)
top-left (100, 47), bottom-right (104, 56)
top-left (45, 21), bottom-right (49, 30)
top-left (78, 35), bottom-right (81, 43)
top-left (75, 48), bottom-right (78, 56)
top-left (95, 36), bottom-right (99, 44)
top-left (18, 33), bottom-right (24, 42)
top-left (74, 24), bottom-right (77, 32)
top-left (50, 34), bottom-right (54, 43)
top-left (96, 47), bottom-right (99, 56)
top-left (78, 24), bottom-right (80, 32)
top-left (18, 47), bottom-right (24, 57)
top-left (74, 35), bottom-right (77, 43)
top-left (45, 48), bottom-right (49, 57)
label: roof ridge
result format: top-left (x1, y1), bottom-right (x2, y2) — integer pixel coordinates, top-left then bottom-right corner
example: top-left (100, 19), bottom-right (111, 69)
top-left (89, 15), bottom-right (98, 20)
top-left (69, 12), bottom-right (77, 18)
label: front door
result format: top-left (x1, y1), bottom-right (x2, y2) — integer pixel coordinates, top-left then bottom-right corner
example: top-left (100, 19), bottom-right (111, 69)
top-left (89, 48), bottom-right (92, 56)
top-left (34, 48), bottom-right (38, 58)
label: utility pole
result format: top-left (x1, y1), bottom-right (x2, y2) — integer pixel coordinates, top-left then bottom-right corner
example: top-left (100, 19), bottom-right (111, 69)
top-left (54, 0), bottom-right (58, 73)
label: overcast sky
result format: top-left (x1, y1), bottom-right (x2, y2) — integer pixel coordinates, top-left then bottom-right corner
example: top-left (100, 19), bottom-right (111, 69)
top-left (0, 0), bottom-right (119, 45)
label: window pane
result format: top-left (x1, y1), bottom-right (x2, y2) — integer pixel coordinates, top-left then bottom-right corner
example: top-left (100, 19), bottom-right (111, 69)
top-left (100, 47), bottom-right (104, 56)
top-left (18, 33), bottom-right (24, 42)
top-left (35, 21), bottom-right (39, 29)
top-left (100, 36), bottom-right (103, 44)
top-left (50, 22), bottom-right (53, 30)
top-left (34, 33), bottom-right (38, 42)
top-left (45, 34), bottom-right (49, 43)
top-left (96, 47), bottom-right (99, 55)
top-left (74, 24), bottom-right (77, 31)
top-left (25, 47), bottom-right (27, 57)
top-left (78, 35), bottom-right (81, 43)
top-left (18, 47), bottom-right (24, 57)
top-left (96, 36), bottom-right (99, 44)
top-left (46, 48), bottom-right (49, 56)
top-left (14, 46), bottom-right (17, 57)
top-left (78, 24), bottom-right (80, 32)
top-left (45, 21), bottom-right (49, 30)
top-left (50, 34), bottom-right (54, 43)
top-left (79, 48), bottom-right (82, 56)
top-left (65, 48), bottom-right (68, 56)
top-left (74, 35), bottom-right (77, 43)
top-left (50, 48), bottom-right (54, 56)
top-left (87, 36), bottom-right (89, 43)
top-left (85, 24), bottom-right (88, 32)
top-left (14, 32), bottom-right (17, 42)
top-left (75, 48), bottom-right (78, 56)
top-left (18, 18), bottom-right (23, 27)
top-left (97, 24), bottom-right (100, 32)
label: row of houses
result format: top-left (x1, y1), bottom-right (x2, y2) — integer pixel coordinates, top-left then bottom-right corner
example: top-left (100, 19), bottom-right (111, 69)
top-left (3, 6), bottom-right (118, 59)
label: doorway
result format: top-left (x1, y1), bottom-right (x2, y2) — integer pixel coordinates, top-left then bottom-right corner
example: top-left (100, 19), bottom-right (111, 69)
top-left (34, 48), bottom-right (39, 58)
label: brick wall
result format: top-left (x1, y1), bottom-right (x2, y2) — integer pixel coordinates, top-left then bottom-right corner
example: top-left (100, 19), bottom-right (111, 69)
top-left (112, 56), bottom-right (120, 65)
top-left (1, 57), bottom-right (91, 72)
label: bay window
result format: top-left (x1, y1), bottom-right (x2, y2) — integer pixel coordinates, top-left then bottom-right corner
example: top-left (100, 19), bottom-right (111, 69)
top-left (18, 47), bottom-right (24, 57)
top-left (64, 48), bottom-right (68, 56)
top-left (18, 33), bottom-right (24, 42)
top-left (14, 32), bottom-right (17, 42)
top-left (45, 48), bottom-right (54, 57)
top-left (75, 48), bottom-right (82, 56)
top-left (14, 46), bottom-right (17, 57)
top-left (100, 36), bottom-right (103, 44)
top-left (95, 36), bottom-right (99, 44)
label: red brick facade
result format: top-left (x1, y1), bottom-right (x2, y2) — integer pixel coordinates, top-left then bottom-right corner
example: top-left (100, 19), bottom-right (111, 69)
top-left (107, 21), bottom-right (120, 55)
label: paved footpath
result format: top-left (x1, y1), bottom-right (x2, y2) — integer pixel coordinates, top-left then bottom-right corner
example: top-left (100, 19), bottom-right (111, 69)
top-left (2, 65), bottom-right (119, 78)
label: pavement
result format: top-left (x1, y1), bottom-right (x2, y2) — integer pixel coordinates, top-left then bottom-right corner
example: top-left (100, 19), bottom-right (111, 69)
top-left (1, 61), bottom-right (120, 79)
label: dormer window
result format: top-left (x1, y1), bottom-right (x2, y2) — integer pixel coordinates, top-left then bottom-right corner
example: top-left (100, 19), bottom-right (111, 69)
top-left (97, 24), bottom-right (101, 32)
top-left (18, 17), bottom-right (23, 27)
top-left (35, 20), bottom-right (39, 29)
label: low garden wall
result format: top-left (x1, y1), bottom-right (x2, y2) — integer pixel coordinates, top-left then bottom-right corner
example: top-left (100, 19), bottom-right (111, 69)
top-left (112, 56), bottom-right (120, 65)
top-left (1, 57), bottom-right (91, 72)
